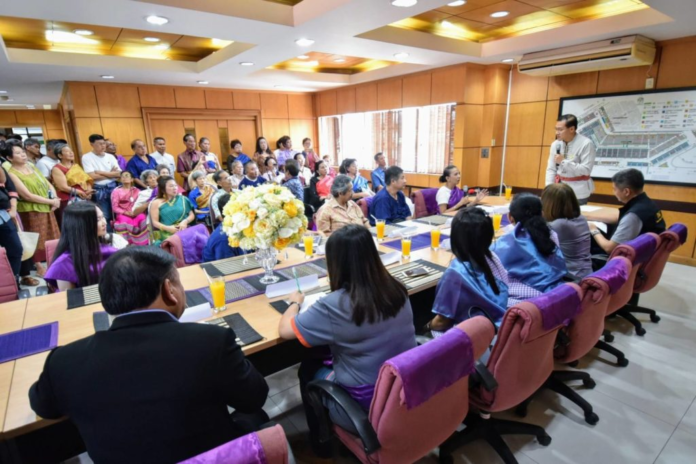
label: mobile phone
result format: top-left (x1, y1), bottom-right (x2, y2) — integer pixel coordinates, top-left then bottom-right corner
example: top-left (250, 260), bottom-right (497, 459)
top-left (405, 267), bottom-right (428, 277)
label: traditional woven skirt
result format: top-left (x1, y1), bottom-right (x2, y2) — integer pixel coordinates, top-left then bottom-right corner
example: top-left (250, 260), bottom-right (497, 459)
top-left (113, 213), bottom-right (148, 246)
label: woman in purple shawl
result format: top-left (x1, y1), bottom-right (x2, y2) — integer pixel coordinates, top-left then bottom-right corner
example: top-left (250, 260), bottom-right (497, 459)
top-left (44, 202), bottom-right (118, 291)
top-left (436, 165), bottom-right (488, 214)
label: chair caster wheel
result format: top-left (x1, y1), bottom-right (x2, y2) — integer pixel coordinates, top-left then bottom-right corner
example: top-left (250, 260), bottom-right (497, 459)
top-left (604, 333), bottom-right (615, 343)
top-left (635, 327), bottom-right (646, 336)
top-left (567, 360), bottom-right (579, 368)
top-left (583, 378), bottom-right (596, 389)
top-left (439, 453), bottom-right (454, 464)
top-left (515, 404), bottom-right (528, 418)
top-left (617, 358), bottom-right (629, 367)
top-left (650, 314), bottom-right (661, 323)
top-left (585, 412), bottom-right (599, 425)
top-left (537, 434), bottom-right (552, 446)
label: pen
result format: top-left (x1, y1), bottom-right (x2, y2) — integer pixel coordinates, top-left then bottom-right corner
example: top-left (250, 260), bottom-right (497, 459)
top-left (292, 268), bottom-right (302, 294)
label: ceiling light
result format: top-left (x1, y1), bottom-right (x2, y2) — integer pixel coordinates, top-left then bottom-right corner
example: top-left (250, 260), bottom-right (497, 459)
top-left (501, 58), bottom-right (514, 63)
top-left (447, 0), bottom-right (466, 6)
top-left (144, 37), bottom-right (160, 42)
top-left (0, 91), bottom-right (6, 94)
top-left (334, 58), bottom-right (345, 63)
top-left (43, 104), bottom-right (52, 109)
top-left (391, 0), bottom-right (418, 6)
top-left (295, 38), bottom-right (314, 47)
top-left (490, 11), bottom-right (509, 18)
top-left (393, 52), bottom-right (409, 59)
top-left (197, 81), bottom-right (209, 84)
top-left (240, 62), bottom-right (254, 66)
top-left (146, 15), bottom-right (169, 25)
top-left (101, 75), bottom-right (115, 79)
top-left (73, 29), bottom-right (94, 36)
top-left (26, 105), bottom-right (35, 109)
top-left (154, 43), bottom-right (169, 50)
top-left (297, 55), bottom-right (309, 59)
top-left (441, 20), bottom-right (456, 29)
top-left (45, 30), bottom-right (98, 44)
top-left (211, 38), bottom-right (233, 47)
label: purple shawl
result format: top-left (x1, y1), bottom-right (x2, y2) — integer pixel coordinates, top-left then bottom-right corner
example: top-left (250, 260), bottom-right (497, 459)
top-left (178, 224), bottom-right (210, 265)
top-left (447, 187), bottom-right (465, 209)
top-left (179, 433), bottom-right (267, 464)
top-left (44, 245), bottom-right (119, 290)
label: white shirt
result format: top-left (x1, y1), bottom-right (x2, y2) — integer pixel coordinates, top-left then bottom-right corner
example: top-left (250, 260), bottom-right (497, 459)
top-left (36, 157), bottom-right (60, 178)
top-left (149, 151), bottom-right (176, 175)
top-left (299, 167), bottom-right (312, 186)
top-left (133, 187), bottom-right (153, 211)
top-left (545, 133), bottom-right (596, 200)
top-left (82, 152), bottom-right (121, 186)
top-left (436, 186), bottom-right (452, 206)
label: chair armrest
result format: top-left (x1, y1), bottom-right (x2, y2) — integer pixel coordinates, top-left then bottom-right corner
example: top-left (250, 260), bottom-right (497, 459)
top-left (307, 380), bottom-right (380, 456)
top-left (470, 361), bottom-right (498, 392)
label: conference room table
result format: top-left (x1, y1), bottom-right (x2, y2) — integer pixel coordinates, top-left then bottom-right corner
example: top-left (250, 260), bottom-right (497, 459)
top-left (0, 196), bottom-right (615, 442)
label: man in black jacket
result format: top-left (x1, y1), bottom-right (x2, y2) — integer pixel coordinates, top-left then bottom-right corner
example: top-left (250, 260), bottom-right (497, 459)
top-left (29, 247), bottom-right (269, 464)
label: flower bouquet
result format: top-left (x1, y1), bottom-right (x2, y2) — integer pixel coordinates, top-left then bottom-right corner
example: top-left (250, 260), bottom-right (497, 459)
top-left (222, 184), bottom-right (308, 283)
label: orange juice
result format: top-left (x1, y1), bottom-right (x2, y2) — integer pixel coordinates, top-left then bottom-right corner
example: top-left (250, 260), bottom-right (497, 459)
top-left (431, 229), bottom-right (441, 250)
top-left (303, 234), bottom-right (314, 258)
top-left (505, 186), bottom-right (513, 201)
top-left (492, 213), bottom-right (502, 232)
top-left (401, 236), bottom-right (412, 259)
top-left (376, 220), bottom-right (386, 241)
top-left (210, 277), bottom-right (226, 313)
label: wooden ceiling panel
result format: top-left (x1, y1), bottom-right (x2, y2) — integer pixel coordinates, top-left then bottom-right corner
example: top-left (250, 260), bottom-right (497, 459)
top-left (270, 51), bottom-right (398, 75)
top-left (457, 1), bottom-right (544, 25)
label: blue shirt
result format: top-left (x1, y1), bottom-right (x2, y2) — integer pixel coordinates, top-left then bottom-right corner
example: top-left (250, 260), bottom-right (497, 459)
top-left (369, 188), bottom-right (410, 225)
top-left (283, 177), bottom-right (304, 201)
top-left (126, 155), bottom-right (158, 188)
top-left (188, 187), bottom-right (210, 220)
top-left (235, 153), bottom-right (251, 165)
top-left (238, 176), bottom-right (266, 190)
top-left (371, 167), bottom-right (386, 191)
top-left (203, 224), bottom-right (245, 262)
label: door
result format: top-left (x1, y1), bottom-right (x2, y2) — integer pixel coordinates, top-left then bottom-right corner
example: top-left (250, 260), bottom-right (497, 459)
top-left (227, 119), bottom-right (258, 159)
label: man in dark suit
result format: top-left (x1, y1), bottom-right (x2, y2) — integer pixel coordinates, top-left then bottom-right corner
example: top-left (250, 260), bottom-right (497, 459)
top-left (29, 247), bottom-right (269, 464)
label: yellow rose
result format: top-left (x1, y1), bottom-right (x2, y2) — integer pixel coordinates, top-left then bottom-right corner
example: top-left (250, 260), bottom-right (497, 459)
top-left (243, 225), bottom-right (255, 238)
top-left (283, 202), bottom-right (298, 218)
top-left (228, 236), bottom-right (240, 248)
top-left (248, 210), bottom-right (256, 221)
top-left (274, 237), bottom-right (290, 249)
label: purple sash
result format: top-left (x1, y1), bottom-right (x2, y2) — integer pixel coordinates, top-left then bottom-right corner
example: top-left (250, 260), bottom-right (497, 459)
top-left (528, 283), bottom-right (581, 331)
top-left (447, 187), bottom-right (464, 209)
top-left (179, 433), bottom-right (267, 464)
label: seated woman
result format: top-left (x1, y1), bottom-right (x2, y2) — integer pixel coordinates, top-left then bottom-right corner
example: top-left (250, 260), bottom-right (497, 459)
top-left (111, 171), bottom-right (148, 246)
top-left (150, 176), bottom-right (195, 246)
top-left (227, 160), bottom-right (245, 190)
top-left (278, 225), bottom-right (416, 458)
top-left (155, 164), bottom-right (185, 195)
top-left (293, 152), bottom-right (312, 186)
top-left (315, 174), bottom-right (368, 236)
top-left (210, 170), bottom-right (232, 223)
top-left (436, 165), bottom-right (487, 214)
top-left (187, 159), bottom-right (211, 191)
top-left (282, 160), bottom-right (304, 201)
top-left (202, 193), bottom-right (246, 262)
top-left (132, 169), bottom-right (158, 216)
top-left (51, 143), bottom-right (93, 224)
top-left (306, 160), bottom-right (333, 216)
top-left (261, 157), bottom-right (283, 184)
top-left (44, 202), bottom-right (118, 291)
top-left (492, 193), bottom-right (567, 305)
top-left (541, 183), bottom-right (592, 279)
top-left (427, 208), bottom-right (510, 333)
top-left (339, 158), bottom-right (371, 199)
top-left (188, 171), bottom-right (215, 224)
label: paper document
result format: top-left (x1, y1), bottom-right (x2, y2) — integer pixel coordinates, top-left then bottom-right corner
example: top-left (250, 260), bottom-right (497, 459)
top-left (589, 221), bottom-right (608, 234)
top-left (380, 251), bottom-right (402, 266)
top-left (389, 225), bottom-right (419, 237)
top-left (180, 302), bottom-right (212, 323)
top-left (300, 292), bottom-right (327, 313)
top-left (441, 238), bottom-right (452, 251)
top-left (265, 274), bottom-right (320, 299)
top-left (581, 205), bottom-right (602, 212)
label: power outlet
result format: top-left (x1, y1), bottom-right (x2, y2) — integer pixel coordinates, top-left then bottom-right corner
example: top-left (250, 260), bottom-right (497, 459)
top-left (481, 148), bottom-right (490, 159)
top-left (645, 77), bottom-right (655, 89)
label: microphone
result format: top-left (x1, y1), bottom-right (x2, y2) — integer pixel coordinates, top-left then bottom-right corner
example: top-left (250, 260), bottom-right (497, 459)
top-left (555, 141), bottom-right (562, 169)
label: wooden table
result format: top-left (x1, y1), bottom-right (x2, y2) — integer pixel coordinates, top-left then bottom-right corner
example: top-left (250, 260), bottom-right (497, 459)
top-left (0, 299), bottom-right (28, 436)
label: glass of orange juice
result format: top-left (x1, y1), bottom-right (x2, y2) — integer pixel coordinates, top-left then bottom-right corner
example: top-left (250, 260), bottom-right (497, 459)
top-left (505, 186), bottom-right (513, 201)
top-left (376, 219), bottom-right (386, 242)
top-left (210, 276), bottom-right (226, 314)
top-left (401, 235), bottom-right (412, 260)
top-left (303, 233), bottom-right (314, 259)
top-left (492, 213), bottom-right (502, 232)
top-left (431, 228), bottom-right (441, 251)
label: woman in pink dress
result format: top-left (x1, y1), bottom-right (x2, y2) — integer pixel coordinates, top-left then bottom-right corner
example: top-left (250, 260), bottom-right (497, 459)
top-left (111, 171), bottom-right (148, 246)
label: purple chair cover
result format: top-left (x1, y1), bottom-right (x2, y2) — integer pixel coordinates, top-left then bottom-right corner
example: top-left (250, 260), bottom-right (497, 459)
top-left (669, 223), bottom-right (688, 245)
top-left (624, 233), bottom-right (658, 265)
top-left (385, 328), bottom-right (474, 410)
top-left (179, 432), bottom-right (267, 464)
top-left (178, 224), bottom-right (210, 265)
top-left (420, 188), bottom-right (439, 216)
top-left (365, 196), bottom-right (374, 208)
top-left (590, 258), bottom-right (629, 295)
top-left (527, 283), bottom-right (581, 331)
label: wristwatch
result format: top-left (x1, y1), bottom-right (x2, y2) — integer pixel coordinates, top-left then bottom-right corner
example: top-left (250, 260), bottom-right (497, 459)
top-left (287, 301), bottom-right (300, 310)
top-left (591, 230), bottom-right (601, 237)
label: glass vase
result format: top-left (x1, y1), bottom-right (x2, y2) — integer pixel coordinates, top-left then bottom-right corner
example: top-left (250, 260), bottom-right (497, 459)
top-left (256, 247), bottom-right (280, 284)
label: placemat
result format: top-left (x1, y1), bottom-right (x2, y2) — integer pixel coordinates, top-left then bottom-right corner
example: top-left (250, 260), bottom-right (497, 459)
top-left (388, 260), bottom-right (448, 290)
top-left (93, 312), bottom-right (110, 332)
top-left (204, 313), bottom-right (263, 346)
top-left (198, 279), bottom-right (264, 305)
top-left (276, 262), bottom-right (327, 280)
top-left (0, 322), bottom-right (59, 364)
top-left (414, 215), bottom-right (451, 226)
top-left (200, 254), bottom-right (261, 277)
top-left (67, 284), bottom-right (101, 310)
top-left (369, 223), bottom-right (404, 237)
top-left (269, 300), bottom-right (290, 315)
top-left (382, 232), bottom-right (450, 253)
top-left (186, 290), bottom-right (211, 308)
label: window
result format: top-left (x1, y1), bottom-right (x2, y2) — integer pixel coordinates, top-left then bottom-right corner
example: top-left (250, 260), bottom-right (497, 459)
top-left (318, 103), bottom-right (455, 174)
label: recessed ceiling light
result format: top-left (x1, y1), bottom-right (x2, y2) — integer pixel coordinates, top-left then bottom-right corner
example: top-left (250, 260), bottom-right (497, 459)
top-left (144, 37), bottom-right (160, 42)
top-left (501, 58), bottom-right (514, 63)
top-left (146, 15), bottom-right (169, 25)
top-left (197, 81), bottom-right (209, 85)
top-left (447, 0), bottom-right (466, 6)
top-left (490, 11), bottom-right (509, 18)
top-left (240, 62), bottom-right (254, 66)
top-left (0, 91), bottom-right (7, 94)
top-left (26, 105), bottom-right (35, 109)
top-left (43, 104), bottom-right (52, 109)
top-left (6, 99), bottom-right (14, 102)
top-left (101, 75), bottom-right (115, 79)
top-left (211, 38), bottom-right (233, 47)
top-left (391, 0), bottom-right (418, 6)
top-left (334, 58), bottom-right (345, 63)
top-left (154, 43), bottom-right (169, 50)
top-left (73, 29), bottom-right (94, 36)
top-left (45, 30), bottom-right (98, 44)
top-left (295, 38), bottom-right (314, 47)
top-left (297, 55), bottom-right (309, 60)
top-left (394, 52), bottom-right (409, 59)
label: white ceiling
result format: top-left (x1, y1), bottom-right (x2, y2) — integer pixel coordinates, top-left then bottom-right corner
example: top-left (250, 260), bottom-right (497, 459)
top-left (0, 0), bottom-right (694, 108)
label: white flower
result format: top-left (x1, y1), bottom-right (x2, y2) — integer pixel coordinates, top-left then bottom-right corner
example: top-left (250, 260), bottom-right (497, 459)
top-left (279, 228), bottom-right (293, 238)
top-left (257, 207), bottom-right (268, 219)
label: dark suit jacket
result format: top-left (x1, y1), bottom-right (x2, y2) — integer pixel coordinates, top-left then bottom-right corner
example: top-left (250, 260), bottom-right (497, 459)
top-left (29, 310), bottom-right (269, 464)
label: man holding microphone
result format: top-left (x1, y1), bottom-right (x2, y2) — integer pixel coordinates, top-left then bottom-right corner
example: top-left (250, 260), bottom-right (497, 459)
top-left (545, 114), bottom-right (596, 205)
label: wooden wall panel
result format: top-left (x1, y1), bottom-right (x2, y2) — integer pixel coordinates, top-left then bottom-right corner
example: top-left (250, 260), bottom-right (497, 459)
top-left (503, 146), bottom-right (543, 188)
top-left (289, 119), bottom-right (316, 148)
top-left (481, 104), bottom-right (507, 147)
top-left (460, 148), bottom-right (480, 187)
top-left (510, 70), bottom-right (549, 103)
top-left (261, 93), bottom-right (289, 119)
top-left (194, 120), bottom-right (223, 159)
top-left (138, 86), bottom-right (176, 108)
top-left (174, 88), bottom-right (206, 109)
top-left (457, 105), bottom-right (484, 148)
top-left (14, 110), bottom-right (44, 125)
top-left (0, 111), bottom-right (17, 125)
top-left (486, 147), bottom-right (503, 187)
top-left (402, 73), bottom-right (432, 108)
top-left (318, 91), bottom-right (337, 117)
top-left (537, 146), bottom-right (551, 188)
top-left (463, 65), bottom-right (485, 105)
top-left (288, 94), bottom-right (314, 119)
top-left (100, 118), bottom-right (146, 156)
top-left (74, 118), bottom-right (104, 155)
top-left (43, 110), bottom-right (63, 130)
top-left (431, 65), bottom-right (466, 104)
top-left (597, 65), bottom-right (657, 94)
top-left (507, 102), bottom-right (547, 146)
top-left (205, 90), bottom-right (234, 110)
top-left (336, 88), bottom-right (356, 114)
top-left (95, 84), bottom-right (141, 118)
top-left (377, 79), bottom-right (403, 110)
top-left (542, 100), bottom-right (560, 145)
top-left (355, 84), bottom-right (377, 113)
top-left (45, 128), bottom-right (66, 141)
top-left (547, 72), bottom-right (599, 100)
top-left (69, 83), bottom-right (100, 118)
top-left (662, 211), bottom-right (696, 258)
top-left (485, 66), bottom-right (510, 105)
top-left (262, 119), bottom-right (290, 146)
top-left (233, 92), bottom-right (261, 110)
top-left (657, 39), bottom-right (696, 89)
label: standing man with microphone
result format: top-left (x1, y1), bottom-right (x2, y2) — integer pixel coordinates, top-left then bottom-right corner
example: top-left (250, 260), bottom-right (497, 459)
top-left (545, 114), bottom-right (596, 205)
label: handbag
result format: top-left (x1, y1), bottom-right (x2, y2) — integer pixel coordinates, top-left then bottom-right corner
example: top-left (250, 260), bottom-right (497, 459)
top-left (67, 189), bottom-right (83, 206)
top-left (18, 229), bottom-right (39, 261)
